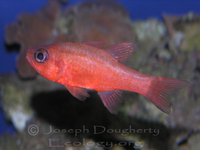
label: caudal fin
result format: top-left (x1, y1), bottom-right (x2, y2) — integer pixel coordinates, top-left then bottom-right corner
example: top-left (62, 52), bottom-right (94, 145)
top-left (145, 77), bottom-right (189, 114)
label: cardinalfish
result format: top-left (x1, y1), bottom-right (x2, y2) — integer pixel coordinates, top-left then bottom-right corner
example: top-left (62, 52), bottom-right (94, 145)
top-left (26, 41), bottom-right (189, 114)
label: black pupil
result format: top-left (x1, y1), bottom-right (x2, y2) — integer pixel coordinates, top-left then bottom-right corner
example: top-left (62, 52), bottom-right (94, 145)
top-left (37, 52), bottom-right (44, 60)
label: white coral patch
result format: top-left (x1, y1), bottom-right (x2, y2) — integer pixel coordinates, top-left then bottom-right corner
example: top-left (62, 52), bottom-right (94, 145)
top-left (10, 107), bottom-right (33, 131)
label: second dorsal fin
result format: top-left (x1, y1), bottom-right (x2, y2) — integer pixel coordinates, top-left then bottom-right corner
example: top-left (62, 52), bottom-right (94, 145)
top-left (105, 43), bottom-right (136, 63)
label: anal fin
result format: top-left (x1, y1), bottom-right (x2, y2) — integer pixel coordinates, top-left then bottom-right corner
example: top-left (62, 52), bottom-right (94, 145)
top-left (98, 91), bottom-right (123, 114)
top-left (65, 85), bottom-right (90, 101)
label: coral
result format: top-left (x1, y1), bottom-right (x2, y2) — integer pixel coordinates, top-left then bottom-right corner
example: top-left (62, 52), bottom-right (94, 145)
top-left (65, 0), bottom-right (134, 45)
top-left (3, 1), bottom-right (200, 150)
top-left (179, 22), bottom-right (200, 51)
top-left (163, 13), bottom-right (200, 52)
top-left (0, 73), bottom-right (64, 131)
top-left (120, 14), bottom-right (200, 139)
top-left (0, 117), bottom-right (103, 150)
top-left (169, 131), bottom-right (200, 150)
top-left (1, 81), bottom-right (33, 131)
top-left (5, 0), bottom-right (62, 78)
top-left (163, 14), bottom-right (182, 37)
top-left (5, 0), bottom-right (134, 78)
top-left (133, 19), bottom-right (166, 43)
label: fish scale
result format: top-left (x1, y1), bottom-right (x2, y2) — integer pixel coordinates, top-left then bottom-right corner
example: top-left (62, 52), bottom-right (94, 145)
top-left (26, 41), bottom-right (189, 114)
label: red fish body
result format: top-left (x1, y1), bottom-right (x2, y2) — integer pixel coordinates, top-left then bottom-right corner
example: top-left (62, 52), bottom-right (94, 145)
top-left (26, 42), bottom-right (189, 114)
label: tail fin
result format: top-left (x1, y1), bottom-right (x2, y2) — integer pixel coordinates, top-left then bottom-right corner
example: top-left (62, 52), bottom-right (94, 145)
top-left (145, 77), bottom-right (189, 114)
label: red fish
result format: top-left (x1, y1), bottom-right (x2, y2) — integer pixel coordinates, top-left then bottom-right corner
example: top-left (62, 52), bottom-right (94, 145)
top-left (26, 41), bottom-right (189, 114)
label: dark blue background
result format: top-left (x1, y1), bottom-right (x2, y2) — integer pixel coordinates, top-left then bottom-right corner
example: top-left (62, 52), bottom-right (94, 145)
top-left (0, 0), bottom-right (199, 135)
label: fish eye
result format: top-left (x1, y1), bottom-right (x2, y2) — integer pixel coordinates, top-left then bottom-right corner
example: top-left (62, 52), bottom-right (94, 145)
top-left (37, 52), bottom-right (44, 60)
top-left (34, 48), bottom-right (49, 63)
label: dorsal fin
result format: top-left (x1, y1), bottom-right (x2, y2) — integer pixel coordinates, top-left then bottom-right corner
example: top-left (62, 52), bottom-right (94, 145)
top-left (105, 43), bottom-right (136, 63)
top-left (82, 41), bottom-right (107, 48)
top-left (98, 91), bottom-right (123, 114)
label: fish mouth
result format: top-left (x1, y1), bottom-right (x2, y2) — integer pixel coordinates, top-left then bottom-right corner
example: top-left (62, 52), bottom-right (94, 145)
top-left (25, 55), bottom-right (30, 63)
top-left (26, 55), bottom-right (34, 66)
top-left (26, 54), bottom-right (36, 70)
top-left (26, 49), bottom-right (34, 65)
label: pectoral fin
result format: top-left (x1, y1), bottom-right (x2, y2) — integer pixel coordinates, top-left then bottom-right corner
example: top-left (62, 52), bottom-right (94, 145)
top-left (98, 91), bottom-right (123, 114)
top-left (65, 85), bottom-right (90, 101)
